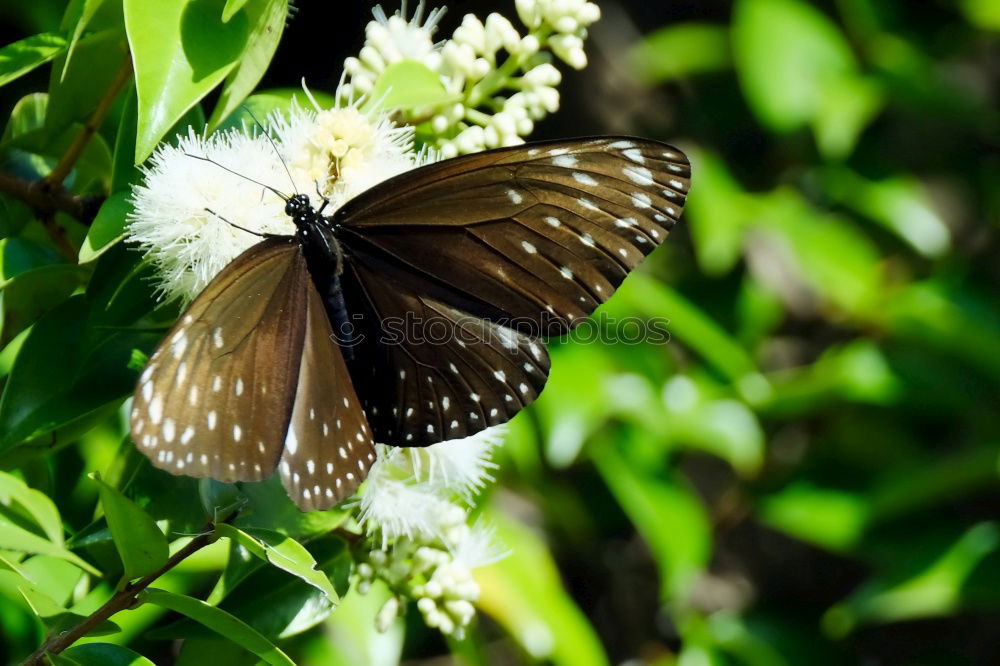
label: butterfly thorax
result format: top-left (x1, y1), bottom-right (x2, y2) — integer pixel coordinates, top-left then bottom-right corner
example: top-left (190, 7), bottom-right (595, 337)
top-left (284, 193), bottom-right (353, 352)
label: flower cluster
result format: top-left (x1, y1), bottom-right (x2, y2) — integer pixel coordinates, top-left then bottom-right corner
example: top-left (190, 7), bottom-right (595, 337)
top-left (340, 0), bottom-right (600, 156)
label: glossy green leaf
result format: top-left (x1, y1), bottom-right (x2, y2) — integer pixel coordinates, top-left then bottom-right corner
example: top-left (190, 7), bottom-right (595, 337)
top-left (0, 471), bottom-right (63, 545)
top-left (139, 587), bottom-right (296, 666)
top-left (59, 0), bottom-right (115, 80)
top-left (79, 190), bottom-right (131, 263)
top-left (215, 524), bottom-right (338, 603)
top-left (45, 27), bottom-right (128, 138)
top-left (0, 515), bottom-right (98, 575)
top-left (208, 0), bottom-right (288, 131)
top-left (362, 60), bottom-right (456, 113)
top-left (630, 22), bottom-right (730, 82)
top-left (155, 535), bottom-right (351, 641)
top-left (124, 0), bottom-right (250, 162)
top-left (0, 33), bottom-right (67, 89)
top-left (0, 569), bottom-right (118, 635)
top-left (53, 643), bottom-right (156, 666)
top-left (20, 555), bottom-right (82, 606)
top-left (93, 473), bottom-right (168, 579)
top-left (758, 483), bottom-right (869, 552)
top-left (733, 0), bottom-right (857, 130)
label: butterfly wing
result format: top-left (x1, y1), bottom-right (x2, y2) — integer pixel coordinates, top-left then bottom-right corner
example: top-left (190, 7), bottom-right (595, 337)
top-left (334, 137), bottom-right (688, 446)
top-left (279, 275), bottom-right (375, 509)
top-left (342, 259), bottom-right (550, 446)
top-left (131, 238), bottom-right (307, 480)
top-left (335, 137), bottom-right (690, 335)
top-left (131, 237), bottom-right (374, 509)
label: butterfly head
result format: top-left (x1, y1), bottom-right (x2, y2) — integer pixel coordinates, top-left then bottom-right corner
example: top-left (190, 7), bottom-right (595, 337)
top-left (284, 193), bottom-right (314, 223)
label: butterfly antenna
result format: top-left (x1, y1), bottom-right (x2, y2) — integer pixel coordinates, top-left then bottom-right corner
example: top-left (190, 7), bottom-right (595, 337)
top-left (185, 153), bottom-right (290, 202)
top-left (242, 105), bottom-right (300, 195)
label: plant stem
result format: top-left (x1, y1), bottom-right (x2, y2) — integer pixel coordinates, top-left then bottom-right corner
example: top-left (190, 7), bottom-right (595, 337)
top-left (18, 529), bottom-right (216, 666)
top-left (45, 55), bottom-right (132, 188)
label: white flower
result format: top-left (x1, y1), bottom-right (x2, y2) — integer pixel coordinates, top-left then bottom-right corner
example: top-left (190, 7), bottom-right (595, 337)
top-left (341, 1), bottom-right (601, 155)
top-left (127, 99), bottom-right (432, 303)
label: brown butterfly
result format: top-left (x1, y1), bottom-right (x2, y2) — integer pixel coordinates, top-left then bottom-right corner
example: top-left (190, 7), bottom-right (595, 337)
top-left (130, 137), bottom-right (690, 510)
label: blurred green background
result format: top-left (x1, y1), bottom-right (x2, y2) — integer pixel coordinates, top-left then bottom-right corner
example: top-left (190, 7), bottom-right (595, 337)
top-left (1, 0), bottom-right (999, 664)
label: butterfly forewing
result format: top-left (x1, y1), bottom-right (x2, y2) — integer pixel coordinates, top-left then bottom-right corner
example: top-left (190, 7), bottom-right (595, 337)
top-left (344, 261), bottom-right (550, 446)
top-left (279, 279), bottom-right (375, 510)
top-left (337, 137), bottom-right (690, 337)
top-left (131, 239), bottom-right (308, 481)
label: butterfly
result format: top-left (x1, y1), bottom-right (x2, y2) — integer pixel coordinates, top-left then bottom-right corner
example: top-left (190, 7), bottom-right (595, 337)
top-left (130, 137), bottom-right (690, 511)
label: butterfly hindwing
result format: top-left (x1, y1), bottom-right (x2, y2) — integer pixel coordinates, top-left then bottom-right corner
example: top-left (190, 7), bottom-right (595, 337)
top-left (343, 260), bottom-right (551, 447)
top-left (279, 277), bottom-right (376, 510)
top-left (336, 137), bottom-right (690, 337)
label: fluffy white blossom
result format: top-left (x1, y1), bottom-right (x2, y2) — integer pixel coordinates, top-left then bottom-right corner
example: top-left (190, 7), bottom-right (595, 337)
top-left (340, 1), bottom-right (600, 156)
top-left (127, 101), bottom-right (432, 303)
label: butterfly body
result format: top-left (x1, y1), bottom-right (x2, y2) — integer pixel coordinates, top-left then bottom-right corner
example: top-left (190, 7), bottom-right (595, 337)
top-left (131, 137), bottom-right (690, 510)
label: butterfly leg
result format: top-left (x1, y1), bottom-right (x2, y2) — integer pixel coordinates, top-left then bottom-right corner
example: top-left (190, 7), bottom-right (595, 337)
top-left (314, 180), bottom-right (331, 215)
top-left (204, 208), bottom-right (284, 240)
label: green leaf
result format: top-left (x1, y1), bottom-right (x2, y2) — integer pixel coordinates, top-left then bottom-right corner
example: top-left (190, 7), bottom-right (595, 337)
top-left (53, 643), bottom-right (156, 666)
top-left (0, 569), bottom-right (118, 635)
top-left (79, 191), bottom-right (131, 263)
top-left (124, 0), bottom-right (250, 162)
top-left (0, 515), bottom-right (99, 575)
top-left (823, 523), bottom-right (1000, 636)
top-left (362, 61), bottom-right (457, 113)
top-left (110, 83), bottom-right (139, 192)
top-left (0, 33), bottom-right (67, 89)
top-left (758, 483), bottom-right (869, 552)
top-left (477, 506), bottom-right (609, 666)
top-left (222, 0), bottom-right (252, 22)
top-left (155, 535), bottom-right (351, 640)
top-left (20, 555), bottom-right (82, 605)
top-left (139, 587), bottom-right (296, 666)
top-left (630, 22), bottom-right (731, 83)
top-left (215, 524), bottom-right (338, 603)
top-left (234, 475), bottom-right (351, 539)
top-left (0, 470), bottom-right (64, 545)
top-left (93, 473), bottom-right (168, 579)
top-left (59, 0), bottom-right (116, 80)
top-left (45, 28), bottom-right (128, 138)
top-left (208, 0), bottom-right (288, 131)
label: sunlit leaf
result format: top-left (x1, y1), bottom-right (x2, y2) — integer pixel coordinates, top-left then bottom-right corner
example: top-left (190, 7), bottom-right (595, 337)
top-left (93, 473), bottom-right (169, 580)
top-left (215, 524), bottom-right (338, 603)
top-left (630, 22), bottom-right (730, 83)
top-left (0, 33), bottom-right (67, 89)
top-left (139, 587), bottom-right (296, 666)
top-left (52, 642), bottom-right (156, 666)
top-left (124, 0), bottom-right (249, 161)
top-left (0, 471), bottom-right (64, 545)
top-left (208, 0), bottom-right (288, 130)
top-left (362, 61), bottom-right (457, 113)
top-left (79, 191), bottom-right (131, 263)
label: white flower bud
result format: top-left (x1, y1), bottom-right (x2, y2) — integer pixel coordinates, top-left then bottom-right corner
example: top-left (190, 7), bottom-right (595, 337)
top-left (516, 0), bottom-right (542, 29)
top-left (440, 142), bottom-right (458, 159)
top-left (554, 15), bottom-right (578, 33)
top-left (577, 2), bottom-right (601, 25)
top-left (472, 57), bottom-right (492, 80)
top-left (445, 600), bottom-right (476, 625)
top-left (523, 63), bottom-right (562, 88)
top-left (519, 34), bottom-right (540, 56)
top-left (417, 597), bottom-right (436, 614)
top-left (454, 125), bottom-right (485, 153)
top-left (375, 597), bottom-right (400, 633)
top-left (431, 115), bottom-right (449, 134)
top-left (369, 549), bottom-right (388, 566)
top-left (491, 111), bottom-right (517, 138)
top-left (424, 580), bottom-right (443, 598)
top-left (484, 125), bottom-right (500, 149)
top-left (536, 86), bottom-right (560, 113)
top-left (516, 118), bottom-right (534, 136)
top-left (357, 562), bottom-right (374, 579)
top-left (454, 14), bottom-right (487, 54)
top-left (485, 13), bottom-right (521, 53)
top-left (359, 45), bottom-right (386, 72)
top-left (436, 612), bottom-right (456, 635)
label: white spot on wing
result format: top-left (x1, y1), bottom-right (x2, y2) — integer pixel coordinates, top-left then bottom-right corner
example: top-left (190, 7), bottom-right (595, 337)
top-left (521, 240), bottom-right (537, 254)
top-left (553, 154), bottom-right (577, 168)
top-left (573, 172), bottom-right (598, 186)
top-left (623, 165), bottom-right (654, 186)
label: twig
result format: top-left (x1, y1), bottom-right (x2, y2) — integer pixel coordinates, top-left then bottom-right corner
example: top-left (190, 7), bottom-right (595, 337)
top-left (45, 55), bottom-right (132, 188)
top-left (19, 523), bottom-right (222, 666)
